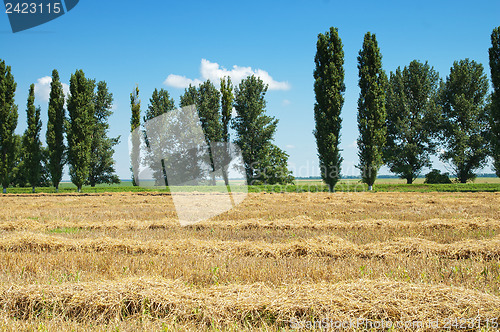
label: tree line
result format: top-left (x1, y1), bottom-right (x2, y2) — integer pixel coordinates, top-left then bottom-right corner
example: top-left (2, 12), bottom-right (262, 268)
top-left (0, 67), bottom-right (119, 193)
top-left (130, 75), bottom-right (294, 187)
top-left (314, 26), bottom-right (500, 191)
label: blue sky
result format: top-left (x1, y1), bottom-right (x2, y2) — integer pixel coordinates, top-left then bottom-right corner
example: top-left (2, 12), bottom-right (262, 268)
top-left (1, 0), bottom-right (499, 180)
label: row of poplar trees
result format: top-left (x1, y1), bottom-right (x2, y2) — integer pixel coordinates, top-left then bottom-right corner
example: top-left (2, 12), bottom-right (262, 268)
top-left (130, 75), bottom-right (295, 186)
top-left (314, 27), bottom-right (500, 191)
top-left (0, 66), bottom-right (120, 193)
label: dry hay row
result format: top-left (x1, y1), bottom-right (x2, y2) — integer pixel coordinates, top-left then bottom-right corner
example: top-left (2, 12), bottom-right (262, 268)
top-left (1, 217), bottom-right (498, 232)
top-left (0, 277), bottom-right (499, 329)
top-left (1, 232), bottom-right (500, 260)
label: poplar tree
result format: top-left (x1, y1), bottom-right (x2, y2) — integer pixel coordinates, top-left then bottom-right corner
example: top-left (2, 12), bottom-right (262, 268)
top-left (0, 59), bottom-right (18, 194)
top-left (385, 61), bottom-right (440, 183)
top-left (197, 80), bottom-right (222, 185)
top-left (66, 70), bottom-right (95, 192)
top-left (357, 32), bottom-right (387, 190)
top-left (438, 59), bottom-right (489, 183)
top-left (87, 81), bottom-right (120, 186)
top-left (313, 27), bottom-right (345, 192)
top-left (46, 69), bottom-right (66, 192)
top-left (22, 84), bottom-right (42, 192)
top-left (130, 85), bottom-right (140, 186)
top-left (220, 76), bottom-right (234, 186)
top-left (144, 88), bottom-right (176, 186)
top-left (489, 26), bottom-right (500, 177)
top-left (232, 75), bottom-right (293, 185)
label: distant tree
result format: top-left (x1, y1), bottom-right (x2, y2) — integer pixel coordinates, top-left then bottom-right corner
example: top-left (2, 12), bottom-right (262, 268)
top-left (86, 81), bottom-right (120, 187)
top-left (424, 169), bottom-right (452, 184)
top-left (385, 60), bottom-right (440, 184)
top-left (438, 59), bottom-right (489, 183)
top-left (46, 69), bottom-right (66, 192)
top-left (22, 84), bottom-right (42, 192)
top-left (0, 59), bottom-right (18, 193)
top-left (313, 27), bottom-right (345, 192)
top-left (130, 85), bottom-right (141, 186)
top-left (232, 75), bottom-right (293, 185)
top-left (489, 26), bottom-right (500, 177)
top-left (220, 77), bottom-right (234, 186)
top-left (66, 70), bottom-right (95, 192)
top-left (357, 32), bottom-right (387, 190)
top-left (197, 80), bottom-right (222, 185)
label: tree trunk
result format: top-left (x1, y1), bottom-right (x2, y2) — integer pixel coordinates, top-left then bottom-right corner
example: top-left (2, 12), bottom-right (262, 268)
top-left (406, 178), bottom-right (413, 184)
top-left (328, 183), bottom-right (335, 192)
top-left (55, 184), bottom-right (59, 193)
top-left (77, 186), bottom-right (81, 193)
top-left (2, 187), bottom-right (6, 194)
top-left (32, 186), bottom-right (35, 193)
top-left (368, 185), bottom-right (373, 191)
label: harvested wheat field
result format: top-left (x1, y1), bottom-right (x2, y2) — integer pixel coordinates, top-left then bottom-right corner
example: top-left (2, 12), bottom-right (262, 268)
top-left (0, 191), bottom-right (499, 331)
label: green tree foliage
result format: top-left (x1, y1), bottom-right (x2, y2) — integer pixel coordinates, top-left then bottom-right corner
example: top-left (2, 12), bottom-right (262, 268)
top-left (66, 70), bottom-right (95, 192)
top-left (86, 81), bottom-right (120, 187)
top-left (313, 27), bottom-right (345, 192)
top-left (10, 134), bottom-right (26, 187)
top-left (232, 75), bottom-right (293, 185)
top-left (220, 77), bottom-right (234, 186)
top-left (179, 85), bottom-right (198, 108)
top-left (0, 59), bottom-right (18, 193)
top-left (22, 84), bottom-right (42, 192)
top-left (130, 85), bottom-right (141, 186)
top-left (438, 59), bottom-right (489, 183)
top-left (46, 69), bottom-right (66, 191)
top-left (489, 26), bottom-right (500, 177)
top-left (144, 88), bottom-right (176, 122)
top-left (385, 60), bottom-right (440, 184)
top-left (424, 169), bottom-right (452, 184)
top-left (357, 32), bottom-right (387, 190)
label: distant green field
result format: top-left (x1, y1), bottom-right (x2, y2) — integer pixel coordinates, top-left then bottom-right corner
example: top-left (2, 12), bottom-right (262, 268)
top-left (2, 177), bottom-right (500, 193)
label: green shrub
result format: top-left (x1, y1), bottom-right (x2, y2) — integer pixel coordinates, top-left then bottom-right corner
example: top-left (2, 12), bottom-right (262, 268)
top-left (424, 169), bottom-right (452, 184)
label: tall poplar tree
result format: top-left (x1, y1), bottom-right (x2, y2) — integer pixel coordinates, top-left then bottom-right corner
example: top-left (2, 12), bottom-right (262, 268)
top-left (87, 81), bottom-right (120, 186)
top-left (198, 80), bottom-right (222, 185)
top-left (232, 75), bottom-right (293, 185)
top-left (357, 32), bottom-right (387, 190)
top-left (46, 69), bottom-right (66, 192)
top-left (489, 26), bottom-right (500, 177)
top-left (22, 84), bottom-right (42, 193)
top-left (0, 59), bottom-right (18, 194)
top-left (220, 76), bottom-right (234, 186)
top-left (66, 70), bottom-right (95, 192)
top-left (438, 59), bottom-right (489, 183)
top-left (313, 27), bottom-right (345, 192)
top-left (130, 85), bottom-right (141, 186)
top-left (385, 60), bottom-right (440, 183)
top-left (144, 88), bottom-right (176, 186)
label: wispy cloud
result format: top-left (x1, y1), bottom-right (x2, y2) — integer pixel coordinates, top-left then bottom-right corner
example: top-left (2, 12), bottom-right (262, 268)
top-left (282, 99), bottom-right (291, 106)
top-left (34, 76), bottom-right (69, 103)
top-left (164, 59), bottom-right (291, 91)
top-left (286, 144), bottom-right (296, 149)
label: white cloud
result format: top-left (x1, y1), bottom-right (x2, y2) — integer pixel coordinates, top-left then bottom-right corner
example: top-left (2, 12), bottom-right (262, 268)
top-left (164, 59), bottom-right (291, 91)
top-left (348, 140), bottom-right (357, 149)
top-left (34, 76), bottom-right (69, 103)
top-left (163, 74), bottom-right (203, 89)
top-left (282, 99), bottom-right (291, 106)
top-left (286, 144), bottom-right (296, 149)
